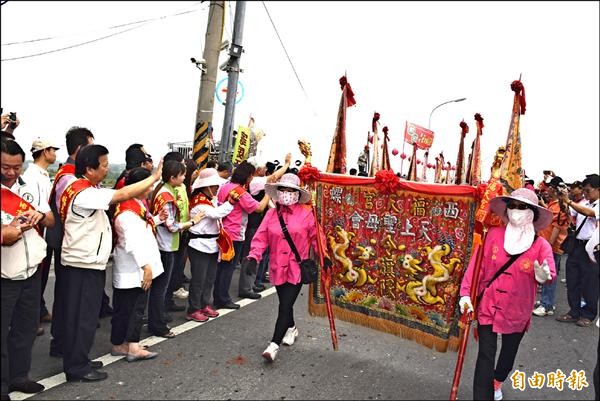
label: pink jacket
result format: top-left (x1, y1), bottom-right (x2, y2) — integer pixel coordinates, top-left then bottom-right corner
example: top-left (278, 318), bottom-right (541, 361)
top-left (248, 204), bottom-right (320, 286)
top-left (460, 226), bottom-right (556, 334)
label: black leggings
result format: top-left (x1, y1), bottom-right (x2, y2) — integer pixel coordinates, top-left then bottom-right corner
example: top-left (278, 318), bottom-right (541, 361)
top-left (271, 282), bottom-right (302, 345)
top-left (473, 324), bottom-right (525, 400)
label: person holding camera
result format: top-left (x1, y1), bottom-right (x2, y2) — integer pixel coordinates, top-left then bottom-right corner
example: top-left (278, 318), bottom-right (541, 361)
top-left (532, 176), bottom-right (570, 317)
top-left (242, 173), bottom-right (330, 362)
top-left (0, 112), bottom-right (20, 139)
top-left (556, 174), bottom-right (599, 327)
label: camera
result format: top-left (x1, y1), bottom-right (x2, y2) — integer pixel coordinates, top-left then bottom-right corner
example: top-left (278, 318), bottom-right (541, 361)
top-left (8, 112), bottom-right (17, 129)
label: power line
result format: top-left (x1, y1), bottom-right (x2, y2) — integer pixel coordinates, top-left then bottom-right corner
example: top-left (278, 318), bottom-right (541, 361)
top-left (1, 2), bottom-right (205, 47)
top-left (1, 23), bottom-right (152, 61)
top-left (261, 2), bottom-right (312, 107)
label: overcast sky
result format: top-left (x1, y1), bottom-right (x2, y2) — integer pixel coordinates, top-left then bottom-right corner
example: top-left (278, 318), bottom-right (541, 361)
top-left (1, 1), bottom-right (598, 184)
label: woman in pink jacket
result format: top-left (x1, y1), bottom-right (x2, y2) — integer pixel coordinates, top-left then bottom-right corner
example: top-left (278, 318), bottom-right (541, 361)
top-left (243, 173), bottom-right (330, 362)
top-left (459, 187), bottom-right (556, 400)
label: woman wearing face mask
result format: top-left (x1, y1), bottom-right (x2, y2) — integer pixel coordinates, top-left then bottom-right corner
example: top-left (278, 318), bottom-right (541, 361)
top-left (242, 173), bottom-right (330, 362)
top-left (458, 187), bottom-right (556, 401)
top-left (185, 168), bottom-right (238, 322)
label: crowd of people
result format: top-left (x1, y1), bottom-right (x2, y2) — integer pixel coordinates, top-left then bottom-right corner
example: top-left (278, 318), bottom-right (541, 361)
top-left (1, 115), bottom-right (327, 400)
top-left (1, 113), bottom-right (598, 401)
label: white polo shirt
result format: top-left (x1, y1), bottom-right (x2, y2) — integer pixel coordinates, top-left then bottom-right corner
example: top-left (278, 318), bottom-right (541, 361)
top-left (21, 163), bottom-right (52, 208)
top-left (571, 199), bottom-right (599, 240)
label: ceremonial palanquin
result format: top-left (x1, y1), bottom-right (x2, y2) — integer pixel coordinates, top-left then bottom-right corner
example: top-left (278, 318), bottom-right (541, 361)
top-left (308, 176), bottom-right (479, 352)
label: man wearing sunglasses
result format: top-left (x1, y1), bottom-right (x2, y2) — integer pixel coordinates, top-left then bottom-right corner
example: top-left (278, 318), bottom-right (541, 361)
top-left (556, 174), bottom-right (599, 328)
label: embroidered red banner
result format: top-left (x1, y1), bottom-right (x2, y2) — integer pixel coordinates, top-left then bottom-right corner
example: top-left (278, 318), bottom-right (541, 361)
top-left (308, 174), bottom-right (479, 352)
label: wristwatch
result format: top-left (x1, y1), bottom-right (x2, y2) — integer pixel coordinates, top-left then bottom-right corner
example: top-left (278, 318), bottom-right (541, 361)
top-left (38, 211), bottom-right (46, 222)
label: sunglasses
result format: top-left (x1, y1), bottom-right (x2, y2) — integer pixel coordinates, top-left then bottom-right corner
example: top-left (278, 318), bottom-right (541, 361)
top-left (506, 202), bottom-right (531, 210)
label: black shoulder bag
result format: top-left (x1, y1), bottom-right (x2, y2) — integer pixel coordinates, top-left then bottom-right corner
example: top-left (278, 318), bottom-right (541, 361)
top-left (276, 207), bottom-right (318, 284)
top-left (560, 215), bottom-right (587, 254)
top-left (475, 240), bottom-right (535, 307)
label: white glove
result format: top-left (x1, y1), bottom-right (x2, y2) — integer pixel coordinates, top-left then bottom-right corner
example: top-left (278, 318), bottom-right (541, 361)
top-left (534, 259), bottom-right (552, 284)
top-left (459, 296), bottom-right (474, 314)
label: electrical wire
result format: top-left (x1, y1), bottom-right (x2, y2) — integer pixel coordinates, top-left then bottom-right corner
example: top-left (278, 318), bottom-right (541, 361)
top-left (261, 1), bottom-right (311, 105)
top-left (1, 2), bottom-right (205, 47)
top-left (1, 22), bottom-right (153, 61)
top-left (2, 0), bottom-right (202, 54)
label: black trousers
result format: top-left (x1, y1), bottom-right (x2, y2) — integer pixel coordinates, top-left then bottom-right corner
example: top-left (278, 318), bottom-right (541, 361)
top-left (187, 247), bottom-right (218, 312)
top-left (213, 240), bottom-right (244, 306)
top-left (111, 287), bottom-right (148, 345)
top-left (49, 247), bottom-right (65, 354)
top-left (62, 267), bottom-right (104, 377)
top-left (166, 231), bottom-right (189, 305)
top-left (271, 282), bottom-right (302, 345)
top-left (148, 251), bottom-right (174, 336)
top-left (1, 271), bottom-right (41, 396)
top-left (39, 248), bottom-right (52, 318)
top-left (566, 240), bottom-right (599, 320)
top-left (473, 324), bottom-right (525, 400)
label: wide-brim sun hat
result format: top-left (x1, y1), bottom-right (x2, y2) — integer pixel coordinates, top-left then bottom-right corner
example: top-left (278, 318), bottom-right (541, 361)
top-left (489, 187), bottom-right (553, 231)
top-left (191, 168), bottom-right (226, 190)
top-left (265, 173), bottom-right (311, 204)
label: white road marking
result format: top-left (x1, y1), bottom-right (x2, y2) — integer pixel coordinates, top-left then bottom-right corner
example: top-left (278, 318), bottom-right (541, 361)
top-left (9, 286), bottom-right (276, 400)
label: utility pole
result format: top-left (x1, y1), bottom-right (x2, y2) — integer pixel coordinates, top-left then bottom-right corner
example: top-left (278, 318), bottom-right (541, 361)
top-left (219, 1), bottom-right (246, 163)
top-left (193, 0), bottom-right (225, 170)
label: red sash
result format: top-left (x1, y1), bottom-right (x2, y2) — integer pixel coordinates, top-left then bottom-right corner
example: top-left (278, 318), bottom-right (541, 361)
top-left (59, 179), bottom-right (93, 223)
top-left (1, 187), bottom-right (43, 236)
top-left (189, 192), bottom-right (234, 261)
top-left (114, 198), bottom-right (156, 237)
top-left (152, 188), bottom-right (179, 219)
top-left (49, 164), bottom-right (75, 203)
top-left (1, 187), bottom-right (37, 217)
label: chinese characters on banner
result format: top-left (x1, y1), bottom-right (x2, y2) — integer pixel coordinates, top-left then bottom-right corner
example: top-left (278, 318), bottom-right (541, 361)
top-left (309, 179), bottom-right (478, 352)
top-left (231, 125), bottom-right (250, 165)
top-left (404, 121), bottom-right (435, 150)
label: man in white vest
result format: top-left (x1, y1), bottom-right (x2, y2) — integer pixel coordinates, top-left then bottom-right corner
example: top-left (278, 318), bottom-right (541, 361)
top-left (1, 138), bottom-right (54, 399)
top-left (59, 144), bottom-right (162, 382)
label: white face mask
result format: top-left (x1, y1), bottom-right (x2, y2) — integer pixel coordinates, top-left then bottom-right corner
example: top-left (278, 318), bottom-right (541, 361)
top-left (507, 208), bottom-right (534, 227)
top-left (278, 190), bottom-right (299, 206)
top-left (504, 207), bottom-right (536, 254)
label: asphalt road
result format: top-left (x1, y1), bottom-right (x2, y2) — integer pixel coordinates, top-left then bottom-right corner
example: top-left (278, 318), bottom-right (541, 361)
top-left (11, 256), bottom-right (599, 400)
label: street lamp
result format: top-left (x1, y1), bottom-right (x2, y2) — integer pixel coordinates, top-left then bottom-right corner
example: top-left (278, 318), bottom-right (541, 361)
top-left (428, 97), bottom-right (467, 130)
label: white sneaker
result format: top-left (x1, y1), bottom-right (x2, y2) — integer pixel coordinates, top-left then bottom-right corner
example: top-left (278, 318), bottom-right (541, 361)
top-left (173, 287), bottom-right (189, 299)
top-left (532, 305), bottom-right (554, 316)
top-left (493, 379), bottom-right (503, 401)
top-left (262, 342), bottom-right (279, 362)
top-left (281, 326), bottom-right (299, 346)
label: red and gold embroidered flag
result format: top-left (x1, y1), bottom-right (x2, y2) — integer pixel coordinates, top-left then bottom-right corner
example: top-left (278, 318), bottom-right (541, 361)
top-left (468, 114), bottom-right (484, 186)
top-left (326, 76), bottom-right (356, 174)
top-left (308, 173), bottom-right (479, 352)
top-left (499, 79), bottom-right (526, 193)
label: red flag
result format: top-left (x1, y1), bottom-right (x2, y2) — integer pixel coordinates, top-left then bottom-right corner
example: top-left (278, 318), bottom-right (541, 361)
top-left (404, 121), bottom-right (434, 150)
top-left (326, 76), bottom-right (356, 174)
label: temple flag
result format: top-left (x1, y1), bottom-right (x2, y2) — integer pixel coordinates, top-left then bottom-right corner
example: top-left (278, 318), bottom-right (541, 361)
top-left (468, 114), bottom-right (484, 186)
top-left (499, 78), bottom-right (526, 193)
top-left (300, 169), bottom-right (479, 352)
top-left (369, 113), bottom-right (381, 177)
top-left (454, 121), bottom-right (468, 185)
top-left (380, 126), bottom-right (392, 172)
top-left (326, 76), bottom-right (356, 174)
